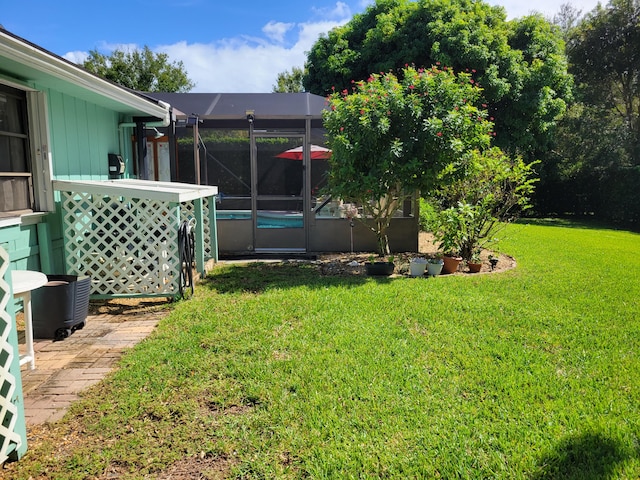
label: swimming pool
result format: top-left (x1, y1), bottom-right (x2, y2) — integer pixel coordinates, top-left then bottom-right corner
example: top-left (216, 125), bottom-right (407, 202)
top-left (217, 210), bottom-right (303, 228)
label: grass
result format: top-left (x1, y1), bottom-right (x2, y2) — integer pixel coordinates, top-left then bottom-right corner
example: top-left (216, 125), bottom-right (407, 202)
top-left (5, 220), bottom-right (640, 479)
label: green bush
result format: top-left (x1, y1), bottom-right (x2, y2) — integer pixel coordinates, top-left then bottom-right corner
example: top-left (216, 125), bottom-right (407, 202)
top-left (428, 148), bottom-right (538, 260)
top-left (418, 197), bottom-right (438, 232)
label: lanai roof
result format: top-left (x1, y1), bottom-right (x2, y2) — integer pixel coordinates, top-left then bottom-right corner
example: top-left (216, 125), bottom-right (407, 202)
top-left (148, 92), bottom-right (327, 120)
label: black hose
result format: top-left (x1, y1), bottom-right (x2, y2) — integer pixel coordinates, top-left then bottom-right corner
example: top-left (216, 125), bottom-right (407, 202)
top-left (178, 219), bottom-right (195, 297)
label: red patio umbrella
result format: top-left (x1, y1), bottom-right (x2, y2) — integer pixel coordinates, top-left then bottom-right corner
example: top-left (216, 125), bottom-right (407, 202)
top-left (275, 144), bottom-right (332, 160)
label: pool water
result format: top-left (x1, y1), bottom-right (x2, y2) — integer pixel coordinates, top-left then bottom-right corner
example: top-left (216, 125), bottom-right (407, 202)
top-left (217, 210), bottom-right (303, 228)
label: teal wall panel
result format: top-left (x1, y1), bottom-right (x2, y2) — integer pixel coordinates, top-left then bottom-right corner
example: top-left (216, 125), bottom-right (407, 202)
top-left (0, 224), bottom-right (42, 271)
top-left (0, 223), bottom-right (44, 314)
top-left (44, 88), bottom-right (122, 181)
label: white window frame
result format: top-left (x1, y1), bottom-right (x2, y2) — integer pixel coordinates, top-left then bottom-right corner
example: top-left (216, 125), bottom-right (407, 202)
top-left (27, 90), bottom-right (54, 212)
top-left (0, 78), bottom-right (54, 217)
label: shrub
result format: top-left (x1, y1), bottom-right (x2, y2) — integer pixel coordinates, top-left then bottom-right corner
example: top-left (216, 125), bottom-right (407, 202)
top-left (428, 148), bottom-right (538, 260)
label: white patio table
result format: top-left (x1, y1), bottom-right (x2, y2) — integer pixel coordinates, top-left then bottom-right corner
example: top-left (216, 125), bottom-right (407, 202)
top-left (11, 270), bottom-right (47, 370)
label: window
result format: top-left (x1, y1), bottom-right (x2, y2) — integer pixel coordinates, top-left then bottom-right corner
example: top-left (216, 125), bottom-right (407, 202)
top-left (0, 82), bottom-right (53, 217)
top-left (0, 84), bottom-right (33, 216)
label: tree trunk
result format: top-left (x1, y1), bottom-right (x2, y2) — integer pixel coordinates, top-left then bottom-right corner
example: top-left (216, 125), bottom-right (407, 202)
top-left (377, 232), bottom-right (390, 256)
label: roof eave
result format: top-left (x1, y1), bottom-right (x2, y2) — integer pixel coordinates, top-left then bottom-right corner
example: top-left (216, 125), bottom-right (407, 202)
top-left (0, 29), bottom-right (170, 123)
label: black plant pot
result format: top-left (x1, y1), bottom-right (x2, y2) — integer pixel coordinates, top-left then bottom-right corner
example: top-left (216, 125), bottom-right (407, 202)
top-left (365, 262), bottom-right (395, 276)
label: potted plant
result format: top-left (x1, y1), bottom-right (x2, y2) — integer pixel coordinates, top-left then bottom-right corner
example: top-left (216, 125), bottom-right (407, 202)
top-left (426, 147), bottom-right (539, 272)
top-left (426, 256), bottom-right (444, 277)
top-left (431, 207), bottom-right (464, 274)
top-left (409, 257), bottom-right (428, 277)
top-left (467, 250), bottom-right (482, 273)
top-left (441, 255), bottom-right (462, 274)
top-left (365, 255), bottom-right (395, 276)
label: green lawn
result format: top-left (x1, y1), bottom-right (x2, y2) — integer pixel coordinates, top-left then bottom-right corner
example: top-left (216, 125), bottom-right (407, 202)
top-left (7, 220), bottom-right (640, 479)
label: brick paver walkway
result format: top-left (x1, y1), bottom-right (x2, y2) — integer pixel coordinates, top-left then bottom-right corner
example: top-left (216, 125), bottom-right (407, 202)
top-left (18, 305), bottom-right (167, 425)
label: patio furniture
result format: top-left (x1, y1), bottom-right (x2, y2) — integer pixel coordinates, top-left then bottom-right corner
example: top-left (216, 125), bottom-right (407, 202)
top-left (11, 270), bottom-right (48, 369)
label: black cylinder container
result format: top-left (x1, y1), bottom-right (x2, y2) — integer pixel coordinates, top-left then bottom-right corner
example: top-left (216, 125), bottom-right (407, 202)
top-left (31, 275), bottom-right (91, 341)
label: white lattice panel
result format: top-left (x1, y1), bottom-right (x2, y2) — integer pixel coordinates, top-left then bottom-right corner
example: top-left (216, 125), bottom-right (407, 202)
top-left (181, 197), bottom-right (213, 259)
top-left (61, 192), bottom-right (181, 297)
top-left (0, 247), bottom-right (23, 464)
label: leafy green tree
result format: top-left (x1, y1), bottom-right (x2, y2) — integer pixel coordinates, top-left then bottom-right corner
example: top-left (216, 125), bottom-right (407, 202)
top-left (272, 67), bottom-right (305, 92)
top-left (567, 0), bottom-right (640, 162)
top-left (323, 65), bottom-right (493, 255)
top-left (304, 0), bottom-right (572, 160)
top-left (83, 46), bottom-right (195, 92)
top-left (553, 3), bottom-right (584, 39)
top-left (538, 0), bottom-right (640, 227)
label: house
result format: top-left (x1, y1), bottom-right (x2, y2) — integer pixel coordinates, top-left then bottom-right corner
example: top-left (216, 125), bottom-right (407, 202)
top-left (0, 27), bottom-right (219, 297)
top-left (0, 27), bottom-right (216, 462)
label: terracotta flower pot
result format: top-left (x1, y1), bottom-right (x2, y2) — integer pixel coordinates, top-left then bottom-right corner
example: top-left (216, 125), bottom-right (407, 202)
top-left (442, 255), bottom-right (462, 274)
top-left (467, 261), bottom-right (482, 273)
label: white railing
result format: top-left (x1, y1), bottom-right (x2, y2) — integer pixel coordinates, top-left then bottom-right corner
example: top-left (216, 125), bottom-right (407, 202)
top-left (0, 246), bottom-right (25, 463)
top-left (54, 180), bottom-right (217, 298)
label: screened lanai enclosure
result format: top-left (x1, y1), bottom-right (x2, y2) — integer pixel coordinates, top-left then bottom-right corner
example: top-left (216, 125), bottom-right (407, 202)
top-left (148, 92), bottom-right (418, 255)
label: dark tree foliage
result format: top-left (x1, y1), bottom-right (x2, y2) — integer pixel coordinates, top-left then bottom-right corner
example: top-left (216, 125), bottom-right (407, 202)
top-left (540, 0), bottom-right (640, 226)
top-left (83, 46), bottom-right (195, 93)
top-left (303, 0), bottom-right (573, 161)
top-left (567, 0), bottom-right (640, 161)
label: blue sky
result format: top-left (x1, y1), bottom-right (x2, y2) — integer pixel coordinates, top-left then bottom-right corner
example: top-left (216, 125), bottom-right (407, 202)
top-left (2, 0), bottom-right (602, 92)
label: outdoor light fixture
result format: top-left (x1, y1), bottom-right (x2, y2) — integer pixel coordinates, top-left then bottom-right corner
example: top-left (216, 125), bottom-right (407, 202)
top-left (246, 110), bottom-right (255, 123)
top-left (176, 116), bottom-right (201, 128)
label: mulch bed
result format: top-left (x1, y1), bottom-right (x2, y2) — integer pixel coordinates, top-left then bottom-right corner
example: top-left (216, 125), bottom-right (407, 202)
top-left (314, 232), bottom-right (516, 277)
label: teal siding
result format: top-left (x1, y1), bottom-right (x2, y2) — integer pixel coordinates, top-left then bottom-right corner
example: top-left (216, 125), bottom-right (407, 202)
top-left (0, 224), bottom-right (44, 271)
top-left (45, 88), bottom-right (122, 180)
top-left (0, 222), bottom-right (46, 314)
top-left (42, 211), bottom-right (66, 274)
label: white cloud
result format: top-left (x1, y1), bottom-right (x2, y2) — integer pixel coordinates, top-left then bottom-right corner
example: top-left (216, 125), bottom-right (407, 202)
top-left (156, 16), bottom-right (350, 92)
top-left (296, 19), bottom-right (349, 49)
top-left (159, 40), bottom-right (301, 92)
top-left (63, 3), bottom-right (351, 93)
top-left (63, 50), bottom-right (88, 63)
top-left (262, 21), bottom-right (294, 44)
top-left (312, 1), bottom-right (352, 19)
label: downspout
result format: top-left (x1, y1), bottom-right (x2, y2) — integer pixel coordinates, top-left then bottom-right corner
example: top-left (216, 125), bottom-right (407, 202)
top-left (136, 122), bottom-right (147, 179)
top-left (168, 109), bottom-right (178, 181)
